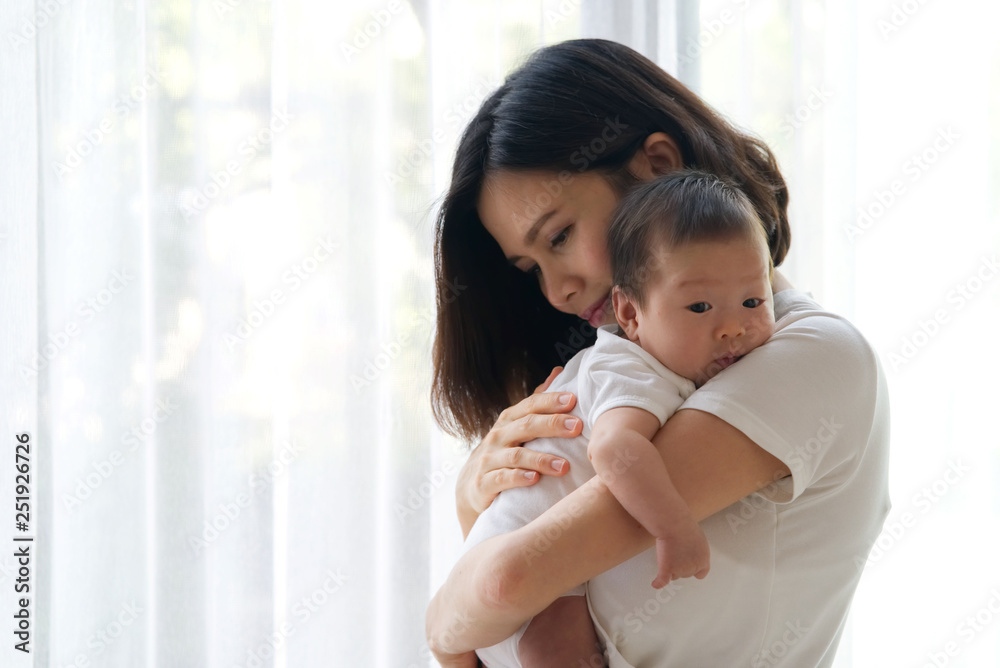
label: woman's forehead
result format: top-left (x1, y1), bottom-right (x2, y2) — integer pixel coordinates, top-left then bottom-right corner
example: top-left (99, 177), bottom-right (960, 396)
top-left (479, 169), bottom-right (611, 225)
top-left (477, 172), bottom-right (544, 246)
top-left (480, 170), bottom-right (559, 214)
top-left (477, 170), bottom-right (569, 248)
top-left (480, 170), bottom-right (540, 212)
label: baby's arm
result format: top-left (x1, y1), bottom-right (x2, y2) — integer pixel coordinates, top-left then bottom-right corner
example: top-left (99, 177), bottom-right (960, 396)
top-left (518, 595), bottom-right (604, 668)
top-left (588, 406), bottom-right (709, 587)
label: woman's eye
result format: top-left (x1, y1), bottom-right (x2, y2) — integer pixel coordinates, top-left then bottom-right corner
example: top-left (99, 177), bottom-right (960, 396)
top-left (743, 298), bottom-right (763, 308)
top-left (688, 302), bottom-right (711, 313)
top-left (520, 226), bottom-right (571, 275)
top-left (550, 226), bottom-right (571, 247)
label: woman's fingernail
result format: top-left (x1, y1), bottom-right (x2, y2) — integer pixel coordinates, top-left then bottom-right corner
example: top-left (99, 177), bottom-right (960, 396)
top-left (552, 459), bottom-right (566, 473)
top-left (565, 417), bottom-right (579, 430)
top-left (558, 393), bottom-right (572, 405)
top-left (523, 471), bottom-right (537, 481)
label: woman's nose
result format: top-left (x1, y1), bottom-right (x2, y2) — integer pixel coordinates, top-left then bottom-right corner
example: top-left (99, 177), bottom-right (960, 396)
top-left (543, 270), bottom-right (580, 308)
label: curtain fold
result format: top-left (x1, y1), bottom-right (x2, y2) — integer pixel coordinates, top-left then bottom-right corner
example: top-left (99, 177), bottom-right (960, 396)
top-left (6, 1), bottom-right (638, 666)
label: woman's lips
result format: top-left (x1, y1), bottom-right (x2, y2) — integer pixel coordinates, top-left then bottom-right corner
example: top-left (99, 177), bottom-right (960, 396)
top-left (579, 294), bottom-right (610, 327)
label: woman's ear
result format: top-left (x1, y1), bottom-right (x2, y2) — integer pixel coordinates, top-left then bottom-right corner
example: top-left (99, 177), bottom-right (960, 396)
top-left (612, 287), bottom-right (641, 341)
top-left (628, 132), bottom-right (684, 180)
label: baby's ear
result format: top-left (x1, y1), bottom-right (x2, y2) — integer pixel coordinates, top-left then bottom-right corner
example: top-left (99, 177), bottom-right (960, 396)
top-left (611, 287), bottom-right (640, 341)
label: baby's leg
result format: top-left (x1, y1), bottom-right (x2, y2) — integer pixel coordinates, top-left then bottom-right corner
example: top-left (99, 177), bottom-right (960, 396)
top-left (518, 595), bottom-right (605, 668)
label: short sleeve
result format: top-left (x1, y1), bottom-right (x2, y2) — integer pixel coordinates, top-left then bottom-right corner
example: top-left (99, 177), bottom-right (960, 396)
top-left (680, 293), bottom-right (880, 503)
top-left (581, 330), bottom-right (693, 430)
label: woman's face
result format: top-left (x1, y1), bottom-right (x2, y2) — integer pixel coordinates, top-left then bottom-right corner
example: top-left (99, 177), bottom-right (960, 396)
top-left (478, 170), bottom-right (621, 327)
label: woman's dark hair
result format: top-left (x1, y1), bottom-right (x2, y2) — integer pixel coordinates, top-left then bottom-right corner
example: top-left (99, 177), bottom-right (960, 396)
top-left (608, 170), bottom-right (772, 308)
top-left (432, 39), bottom-right (790, 442)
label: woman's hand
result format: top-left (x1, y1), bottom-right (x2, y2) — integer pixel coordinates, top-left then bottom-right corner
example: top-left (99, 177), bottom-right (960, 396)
top-left (455, 366), bottom-right (584, 537)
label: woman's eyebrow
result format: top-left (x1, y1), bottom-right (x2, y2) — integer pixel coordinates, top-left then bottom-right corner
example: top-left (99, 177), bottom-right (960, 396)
top-left (507, 210), bottom-right (558, 264)
top-left (523, 210), bottom-right (556, 245)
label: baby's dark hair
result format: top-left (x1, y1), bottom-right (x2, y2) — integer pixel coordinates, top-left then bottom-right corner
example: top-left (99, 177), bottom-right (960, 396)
top-left (608, 170), bottom-right (772, 307)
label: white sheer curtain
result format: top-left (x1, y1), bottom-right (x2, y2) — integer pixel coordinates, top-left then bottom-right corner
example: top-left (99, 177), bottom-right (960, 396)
top-left (1, 1), bottom-right (668, 667)
top-left (3, 1), bottom-right (998, 667)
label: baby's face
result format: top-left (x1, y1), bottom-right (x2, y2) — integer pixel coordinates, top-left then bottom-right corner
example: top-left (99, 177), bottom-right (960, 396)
top-left (628, 236), bottom-right (776, 386)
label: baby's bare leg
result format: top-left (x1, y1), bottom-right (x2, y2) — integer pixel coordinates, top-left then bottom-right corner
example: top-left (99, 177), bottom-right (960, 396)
top-left (518, 595), bottom-right (605, 668)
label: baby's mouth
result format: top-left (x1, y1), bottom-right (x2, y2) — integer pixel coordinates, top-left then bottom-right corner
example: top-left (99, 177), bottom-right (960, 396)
top-left (713, 353), bottom-right (742, 371)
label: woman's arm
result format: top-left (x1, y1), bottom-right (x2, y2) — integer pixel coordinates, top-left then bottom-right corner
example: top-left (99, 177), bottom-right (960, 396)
top-left (427, 407), bottom-right (791, 653)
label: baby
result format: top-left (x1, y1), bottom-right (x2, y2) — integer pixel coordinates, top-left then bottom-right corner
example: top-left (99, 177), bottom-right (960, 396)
top-left (465, 170), bottom-right (777, 667)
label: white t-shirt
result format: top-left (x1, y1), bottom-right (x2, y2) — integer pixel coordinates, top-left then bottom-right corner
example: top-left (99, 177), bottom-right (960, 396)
top-left (587, 290), bottom-right (891, 667)
top-left (463, 325), bottom-right (696, 667)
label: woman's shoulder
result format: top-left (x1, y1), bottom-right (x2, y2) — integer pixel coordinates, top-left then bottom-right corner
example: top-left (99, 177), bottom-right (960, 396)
top-left (773, 289), bottom-right (864, 332)
top-left (689, 288), bottom-right (884, 440)
top-left (768, 289), bottom-right (880, 378)
top-left (685, 288), bottom-right (888, 495)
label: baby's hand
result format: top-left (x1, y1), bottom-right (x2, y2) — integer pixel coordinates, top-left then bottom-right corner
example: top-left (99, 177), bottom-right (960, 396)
top-left (651, 521), bottom-right (710, 589)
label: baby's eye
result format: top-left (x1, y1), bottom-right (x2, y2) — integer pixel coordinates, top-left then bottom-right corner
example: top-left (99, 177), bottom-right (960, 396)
top-left (743, 298), bottom-right (763, 308)
top-left (687, 302), bottom-right (711, 313)
top-left (527, 265), bottom-right (541, 275)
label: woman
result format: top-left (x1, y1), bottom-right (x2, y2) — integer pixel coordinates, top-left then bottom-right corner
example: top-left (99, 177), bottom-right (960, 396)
top-left (426, 39), bottom-right (890, 667)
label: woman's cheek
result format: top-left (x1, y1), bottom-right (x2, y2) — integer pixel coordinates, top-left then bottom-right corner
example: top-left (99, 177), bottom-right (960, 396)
top-left (586, 241), bottom-right (612, 279)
